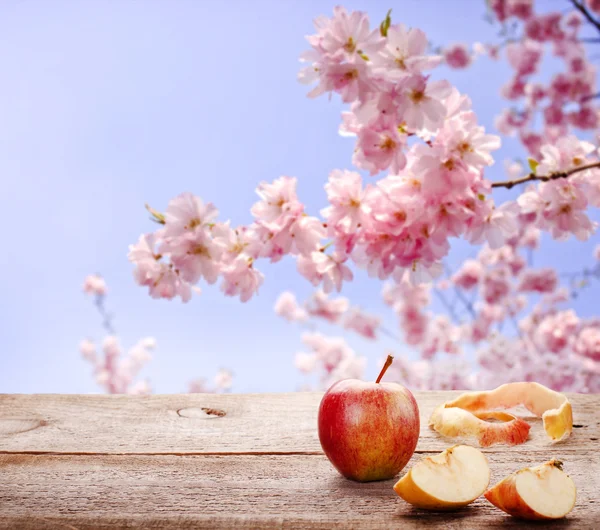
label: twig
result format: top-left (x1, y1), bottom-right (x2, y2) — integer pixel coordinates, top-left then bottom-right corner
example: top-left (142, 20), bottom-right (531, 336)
top-left (581, 91), bottom-right (600, 102)
top-left (453, 286), bottom-right (477, 319)
top-left (379, 325), bottom-right (401, 342)
top-left (491, 161), bottom-right (600, 189)
top-left (433, 288), bottom-right (462, 324)
top-left (571, 0), bottom-right (600, 33)
top-left (94, 295), bottom-right (116, 335)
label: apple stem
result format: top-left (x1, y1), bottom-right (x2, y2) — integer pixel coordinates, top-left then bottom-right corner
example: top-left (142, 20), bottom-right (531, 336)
top-left (375, 354), bottom-right (394, 384)
top-left (550, 459), bottom-right (564, 470)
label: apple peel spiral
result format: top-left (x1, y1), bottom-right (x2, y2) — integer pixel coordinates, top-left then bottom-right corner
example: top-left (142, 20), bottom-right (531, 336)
top-left (429, 382), bottom-right (573, 447)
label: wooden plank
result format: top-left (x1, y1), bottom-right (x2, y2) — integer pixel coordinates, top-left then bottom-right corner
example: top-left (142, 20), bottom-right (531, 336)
top-left (0, 393), bottom-right (597, 454)
top-left (0, 451), bottom-right (598, 529)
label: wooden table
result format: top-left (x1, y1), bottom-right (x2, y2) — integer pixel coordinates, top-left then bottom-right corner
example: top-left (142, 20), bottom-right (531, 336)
top-left (0, 392), bottom-right (598, 528)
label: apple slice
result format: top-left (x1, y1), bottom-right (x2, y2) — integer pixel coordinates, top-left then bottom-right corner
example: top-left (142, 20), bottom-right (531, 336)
top-left (485, 459), bottom-right (576, 520)
top-left (394, 445), bottom-right (490, 510)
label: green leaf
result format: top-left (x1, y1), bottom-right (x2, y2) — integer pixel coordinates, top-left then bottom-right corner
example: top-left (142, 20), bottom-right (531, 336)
top-left (145, 203), bottom-right (166, 225)
top-left (380, 9), bottom-right (392, 37)
top-left (527, 157), bottom-right (539, 174)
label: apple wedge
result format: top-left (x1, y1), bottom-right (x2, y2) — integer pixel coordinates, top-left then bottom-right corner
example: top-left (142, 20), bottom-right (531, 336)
top-left (485, 459), bottom-right (576, 520)
top-left (394, 445), bottom-right (490, 510)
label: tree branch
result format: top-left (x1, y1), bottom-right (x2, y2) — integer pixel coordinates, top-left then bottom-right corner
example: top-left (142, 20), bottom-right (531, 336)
top-left (571, 0), bottom-right (600, 33)
top-left (95, 295), bottom-right (116, 335)
top-left (581, 90), bottom-right (600, 102)
top-left (433, 287), bottom-right (462, 325)
top-left (490, 161), bottom-right (600, 189)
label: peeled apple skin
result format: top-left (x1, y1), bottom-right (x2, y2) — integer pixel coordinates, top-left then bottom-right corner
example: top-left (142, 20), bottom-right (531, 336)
top-left (318, 379), bottom-right (420, 482)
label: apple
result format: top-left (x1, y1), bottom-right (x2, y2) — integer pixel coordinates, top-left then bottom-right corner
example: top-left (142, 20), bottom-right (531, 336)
top-left (318, 355), bottom-right (420, 482)
top-left (393, 444), bottom-right (490, 510)
top-left (484, 459), bottom-right (576, 520)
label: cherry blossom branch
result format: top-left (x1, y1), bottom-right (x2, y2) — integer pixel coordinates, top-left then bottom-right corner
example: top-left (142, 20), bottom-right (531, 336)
top-left (94, 295), bottom-right (116, 335)
top-left (490, 161), bottom-right (600, 189)
top-left (571, 0), bottom-right (600, 33)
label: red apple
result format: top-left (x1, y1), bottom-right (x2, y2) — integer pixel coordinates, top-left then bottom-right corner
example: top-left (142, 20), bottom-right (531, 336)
top-left (318, 355), bottom-right (420, 482)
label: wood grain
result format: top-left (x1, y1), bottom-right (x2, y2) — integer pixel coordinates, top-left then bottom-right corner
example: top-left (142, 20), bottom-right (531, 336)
top-left (0, 451), bottom-right (598, 529)
top-left (0, 392), bottom-right (597, 454)
top-left (0, 392), bottom-right (598, 529)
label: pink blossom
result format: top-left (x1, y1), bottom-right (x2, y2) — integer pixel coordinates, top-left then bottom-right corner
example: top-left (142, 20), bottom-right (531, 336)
top-left (586, 0), bottom-right (600, 15)
top-left (103, 336), bottom-right (122, 358)
top-left (507, 0), bottom-right (533, 20)
top-left (315, 7), bottom-right (384, 62)
top-left (305, 290), bottom-right (349, 322)
top-left (519, 131), bottom-right (543, 157)
top-left (251, 176), bottom-right (303, 225)
top-left (481, 268), bottom-right (510, 304)
top-left (504, 159), bottom-right (524, 179)
top-left (536, 310), bottom-right (580, 353)
top-left (220, 257), bottom-right (264, 302)
top-left (161, 231), bottom-right (223, 284)
top-left (302, 332), bottom-right (353, 373)
top-left (443, 43), bottom-right (471, 69)
top-left (420, 315), bottom-right (462, 359)
top-left (466, 201), bottom-right (519, 249)
top-left (326, 354), bottom-right (367, 386)
top-left (343, 307), bottom-right (380, 339)
top-left (354, 123), bottom-right (407, 175)
top-left (214, 369), bottom-right (233, 390)
top-left (295, 352), bottom-right (318, 373)
top-left (525, 13), bottom-right (564, 42)
top-left (82, 274), bottom-right (107, 296)
top-left (506, 41), bottom-right (542, 76)
top-left (188, 378), bottom-right (210, 393)
top-left (308, 60), bottom-right (375, 103)
top-left (452, 259), bottom-right (483, 290)
top-left (518, 268), bottom-right (558, 293)
top-left (569, 106), bottom-right (599, 130)
top-left (536, 136), bottom-right (594, 175)
top-left (501, 76), bottom-right (527, 100)
top-left (310, 250), bottom-right (353, 292)
top-left (128, 380), bottom-right (151, 395)
top-left (397, 77), bottom-right (452, 131)
top-left (371, 23), bottom-right (442, 79)
top-left (129, 233), bottom-right (193, 302)
top-left (575, 327), bottom-right (600, 361)
top-left (322, 169), bottom-right (370, 233)
top-left (290, 216), bottom-right (326, 256)
top-left (274, 291), bottom-right (308, 322)
top-left (163, 192), bottom-right (219, 238)
top-left (79, 339), bottom-right (97, 362)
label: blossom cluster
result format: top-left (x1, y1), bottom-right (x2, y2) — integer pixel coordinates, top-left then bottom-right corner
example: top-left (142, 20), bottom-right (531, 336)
top-left (281, 211), bottom-right (599, 392)
top-left (295, 332), bottom-right (367, 390)
top-left (80, 275), bottom-right (233, 394)
top-left (468, 2), bottom-right (600, 239)
top-left (275, 290), bottom-right (381, 339)
top-left (81, 274), bottom-right (154, 394)
top-left (80, 335), bottom-right (154, 394)
top-left (379, 216), bottom-right (599, 393)
top-left (126, 4), bottom-right (600, 393)
top-left (130, 7), bottom-right (545, 302)
top-left (189, 369), bottom-right (234, 393)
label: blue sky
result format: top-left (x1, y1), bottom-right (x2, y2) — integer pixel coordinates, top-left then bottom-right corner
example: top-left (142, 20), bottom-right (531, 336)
top-left (0, 0), bottom-right (597, 394)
